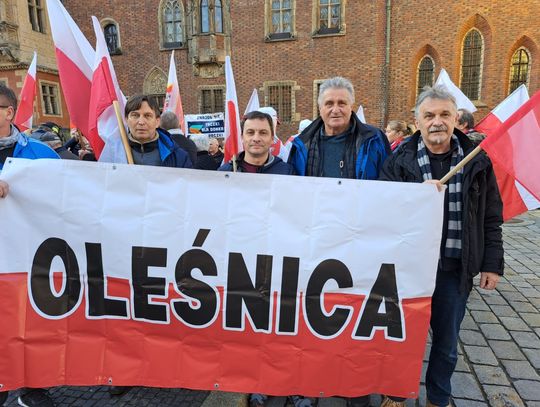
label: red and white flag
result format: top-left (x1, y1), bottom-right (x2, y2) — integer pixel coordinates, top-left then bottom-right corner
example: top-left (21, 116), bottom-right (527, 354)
top-left (223, 56), bottom-right (242, 163)
top-left (163, 51), bottom-right (186, 135)
top-left (480, 88), bottom-right (540, 207)
top-left (88, 16), bottom-right (127, 163)
top-left (46, 0), bottom-right (94, 139)
top-left (476, 85), bottom-right (539, 220)
top-left (244, 88), bottom-right (260, 116)
top-left (435, 68), bottom-right (477, 112)
top-left (14, 52), bottom-right (37, 131)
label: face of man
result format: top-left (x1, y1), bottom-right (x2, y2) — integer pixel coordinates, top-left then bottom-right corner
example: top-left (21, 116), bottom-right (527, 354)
top-left (126, 101), bottom-right (160, 143)
top-left (242, 118), bottom-right (273, 162)
top-left (209, 138), bottom-right (219, 154)
top-left (415, 97), bottom-right (458, 153)
top-left (319, 88), bottom-right (353, 136)
top-left (0, 96), bottom-right (15, 138)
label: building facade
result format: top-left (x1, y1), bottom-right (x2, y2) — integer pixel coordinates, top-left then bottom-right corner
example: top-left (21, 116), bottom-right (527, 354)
top-left (0, 0), bottom-right (70, 128)
top-left (60, 0), bottom-right (539, 138)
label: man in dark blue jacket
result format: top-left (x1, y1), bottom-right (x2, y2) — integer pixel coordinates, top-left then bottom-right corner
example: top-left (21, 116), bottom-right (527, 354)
top-left (124, 94), bottom-right (192, 169)
top-left (219, 111), bottom-right (293, 175)
top-left (288, 76), bottom-right (390, 180)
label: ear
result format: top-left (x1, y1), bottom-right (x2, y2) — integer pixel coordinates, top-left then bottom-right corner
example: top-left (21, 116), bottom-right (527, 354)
top-left (156, 116), bottom-right (161, 128)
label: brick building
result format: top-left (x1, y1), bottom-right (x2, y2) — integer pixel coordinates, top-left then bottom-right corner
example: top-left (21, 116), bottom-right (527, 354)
top-left (59, 0), bottom-right (539, 138)
top-left (0, 0), bottom-right (70, 128)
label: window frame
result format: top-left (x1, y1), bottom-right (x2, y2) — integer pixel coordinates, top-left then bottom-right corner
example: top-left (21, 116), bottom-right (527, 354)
top-left (264, 80), bottom-right (297, 124)
top-left (313, 0), bottom-right (344, 37)
top-left (39, 80), bottom-right (62, 117)
top-left (460, 28), bottom-right (484, 101)
top-left (199, 0), bottom-right (224, 35)
top-left (28, 0), bottom-right (45, 33)
top-left (417, 55), bottom-right (435, 97)
top-left (101, 20), bottom-right (122, 55)
top-left (198, 85), bottom-right (225, 114)
top-left (508, 47), bottom-right (531, 94)
top-left (266, 0), bottom-right (295, 41)
top-left (160, 0), bottom-right (185, 49)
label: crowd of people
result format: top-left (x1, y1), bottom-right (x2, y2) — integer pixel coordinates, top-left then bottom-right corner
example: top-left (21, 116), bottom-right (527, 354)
top-left (0, 76), bottom-right (503, 407)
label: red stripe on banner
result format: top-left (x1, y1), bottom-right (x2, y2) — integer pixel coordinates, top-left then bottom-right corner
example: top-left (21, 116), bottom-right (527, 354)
top-left (0, 274), bottom-right (431, 398)
top-left (55, 47), bottom-right (92, 138)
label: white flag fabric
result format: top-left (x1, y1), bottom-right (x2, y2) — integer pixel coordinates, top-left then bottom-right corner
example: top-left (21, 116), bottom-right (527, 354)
top-left (434, 68), bottom-right (477, 113)
top-left (223, 56), bottom-right (242, 162)
top-left (356, 105), bottom-right (366, 123)
top-left (244, 88), bottom-right (260, 115)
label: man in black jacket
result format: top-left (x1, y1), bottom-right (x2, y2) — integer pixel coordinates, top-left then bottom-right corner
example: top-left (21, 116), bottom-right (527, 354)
top-left (379, 86), bottom-right (503, 407)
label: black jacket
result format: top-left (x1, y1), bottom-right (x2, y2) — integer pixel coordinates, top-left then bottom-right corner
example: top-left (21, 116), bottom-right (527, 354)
top-left (379, 131), bottom-right (504, 293)
top-left (218, 152), bottom-right (294, 175)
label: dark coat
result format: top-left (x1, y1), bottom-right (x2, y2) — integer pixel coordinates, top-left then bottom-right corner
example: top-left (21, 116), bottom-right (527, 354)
top-left (195, 151), bottom-right (220, 170)
top-left (379, 131), bottom-right (504, 293)
top-left (218, 152), bottom-right (294, 175)
top-left (168, 129), bottom-right (198, 165)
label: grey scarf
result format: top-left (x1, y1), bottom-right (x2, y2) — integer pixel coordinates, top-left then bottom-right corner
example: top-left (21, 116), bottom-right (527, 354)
top-left (0, 126), bottom-right (21, 150)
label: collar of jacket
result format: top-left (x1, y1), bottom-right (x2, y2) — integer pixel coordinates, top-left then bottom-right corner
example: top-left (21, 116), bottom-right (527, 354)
top-left (234, 151), bottom-right (276, 171)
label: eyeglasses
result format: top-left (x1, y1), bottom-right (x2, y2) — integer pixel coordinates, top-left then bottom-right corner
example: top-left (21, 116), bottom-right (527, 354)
top-left (0, 105), bottom-right (12, 109)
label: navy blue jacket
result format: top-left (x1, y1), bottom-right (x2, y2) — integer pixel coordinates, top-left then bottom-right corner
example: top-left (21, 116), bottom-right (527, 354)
top-left (218, 152), bottom-right (294, 175)
top-left (150, 128), bottom-right (192, 168)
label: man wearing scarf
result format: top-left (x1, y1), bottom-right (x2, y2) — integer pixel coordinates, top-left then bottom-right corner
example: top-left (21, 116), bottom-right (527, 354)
top-left (379, 86), bottom-right (503, 407)
top-left (0, 84), bottom-right (58, 406)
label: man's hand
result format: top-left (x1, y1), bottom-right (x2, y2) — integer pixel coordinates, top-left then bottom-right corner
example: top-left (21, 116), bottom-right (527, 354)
top-left (423, 179), bottom-right (445, 192)
top-left (480, 272), bottom-right (500, 290)
top-left (0, 180), bottom-right (8, 198)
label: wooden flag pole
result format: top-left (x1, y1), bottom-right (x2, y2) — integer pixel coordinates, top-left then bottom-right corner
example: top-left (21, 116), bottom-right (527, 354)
top-left (112, 100), bottom-right (134, 164)
top-left (440, 145), bottom-right (483, 185)
top-left (232, 154), bottom-right (237, 172)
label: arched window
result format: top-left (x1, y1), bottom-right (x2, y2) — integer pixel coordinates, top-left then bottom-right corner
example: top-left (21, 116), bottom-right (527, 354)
top-left (509, 48), bottom-right (530, 93)
top-left (104, 23), bottom-right (119, 54)
top-left (417, 56), bottom-right (434, 96)
top-left (162, 0), bottom-right (183, 48)
top-left (201, 0), bottom-right (210, 33)
top-left (215, 0), bottom-right (223, 33)
top-left (200, 0), bottom-right (224, 34)
top-left (461, 29), bottom-right (484, 100)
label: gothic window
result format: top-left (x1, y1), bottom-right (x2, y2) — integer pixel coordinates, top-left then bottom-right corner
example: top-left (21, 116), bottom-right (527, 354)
top-left (317, 0), bottom-right (341, 35)
top-left (200, 0), bottom-right (224, 34)
top-left (28, 0), bottom-right (44, 33)
top-left (509, 48), bottom-right (530, 94)
top-left (268, 0), bottom-right (293, 40)
top-left (162, 0), bottom-right (184, 48)
top-left (460, 29), bottom-right (484, 100)
top-left (143, 67), bottom-right (168, 112)
top-left (417, 56), bottom-right (435, 96)
top-left (104, 23), bottom-right (121, 55)
top-left (40, 82), bottom-right (61, 116)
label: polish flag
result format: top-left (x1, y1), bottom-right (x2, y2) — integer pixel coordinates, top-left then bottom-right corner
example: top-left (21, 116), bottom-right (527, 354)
top-left (46, 0), bottom-right (94, 139)
top-left (223, 56), bottom-right (242, 163)
top-left (244, 88), bottom-right (260, 116)
top-left (480, 88), bottom-right (540, 209)
top-left (435, 68), bottom-right (477, 112)
top-left (475, 85), bottom-right (539, 220)
top-left (88, 16), bottom-right (127, 163)
top-left (356, 105), bottom-right (366, 123)
top-left (14, 52), bottom-right (37, 131)
top-left (163, 51), bottom-right (186, 135)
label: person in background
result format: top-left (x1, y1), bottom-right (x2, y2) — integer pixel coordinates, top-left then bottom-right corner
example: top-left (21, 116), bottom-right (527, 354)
top-left (208, 137), bottom-right (224, 167)
top-left (191, 134), bottom-right (221, 170)
top-left (160, 111), bottom-right (198, 165)
top-left (385, 120), bottom-right (413, 151)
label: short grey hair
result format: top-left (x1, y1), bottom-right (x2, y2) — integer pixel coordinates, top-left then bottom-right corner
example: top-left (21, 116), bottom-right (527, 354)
top-left (190, 134), bottom-right (210, 152)
top-left (317, 76), bottom-right (355, 107)
top-left (160, 111), bottom-right (180, 131)
top-left (415, 85), bottom-right (457, 118)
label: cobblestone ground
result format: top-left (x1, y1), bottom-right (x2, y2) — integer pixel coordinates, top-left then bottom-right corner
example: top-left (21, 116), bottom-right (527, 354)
top-left (3, 211), bottom-right (540, 407)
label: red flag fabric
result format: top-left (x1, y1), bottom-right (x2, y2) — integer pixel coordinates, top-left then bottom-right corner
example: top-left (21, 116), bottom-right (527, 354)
top-left (480, 88), bottom-right (540, 203)
top-left (223, 56), bottom-right (242, 163)
top-left (14, 52), bottom-right (37, 131)
top-left (88, 16), bottom-right (127, 163)
top-left (163, 51), bottom-right (186, 135)
top-left (46, 0), bottom-right (94, 139)
top-left (476, 85), bottom-right (539, 220)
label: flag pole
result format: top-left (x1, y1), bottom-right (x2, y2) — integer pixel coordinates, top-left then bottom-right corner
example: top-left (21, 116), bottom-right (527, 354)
top-left (440, 145), bottom-right (483, 184)
top-left (232, 154), bottom-right (237, 172)
top-left (112, 100), bottom-right (134, 164)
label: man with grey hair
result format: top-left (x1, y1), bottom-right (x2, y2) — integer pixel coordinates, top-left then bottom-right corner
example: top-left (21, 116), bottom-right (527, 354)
top-left (456, 108), bottom-right (474, 133)
top-left (190, 134), bottom-right (220, 170)
top-left (160, 110), bottom-right (197, 165)
top-left (379, 85), bottom-right (503, 407)
top-left (288, 77), bottom-right (389, 407)
top-left (288, 76), bottom-right (389, 179)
